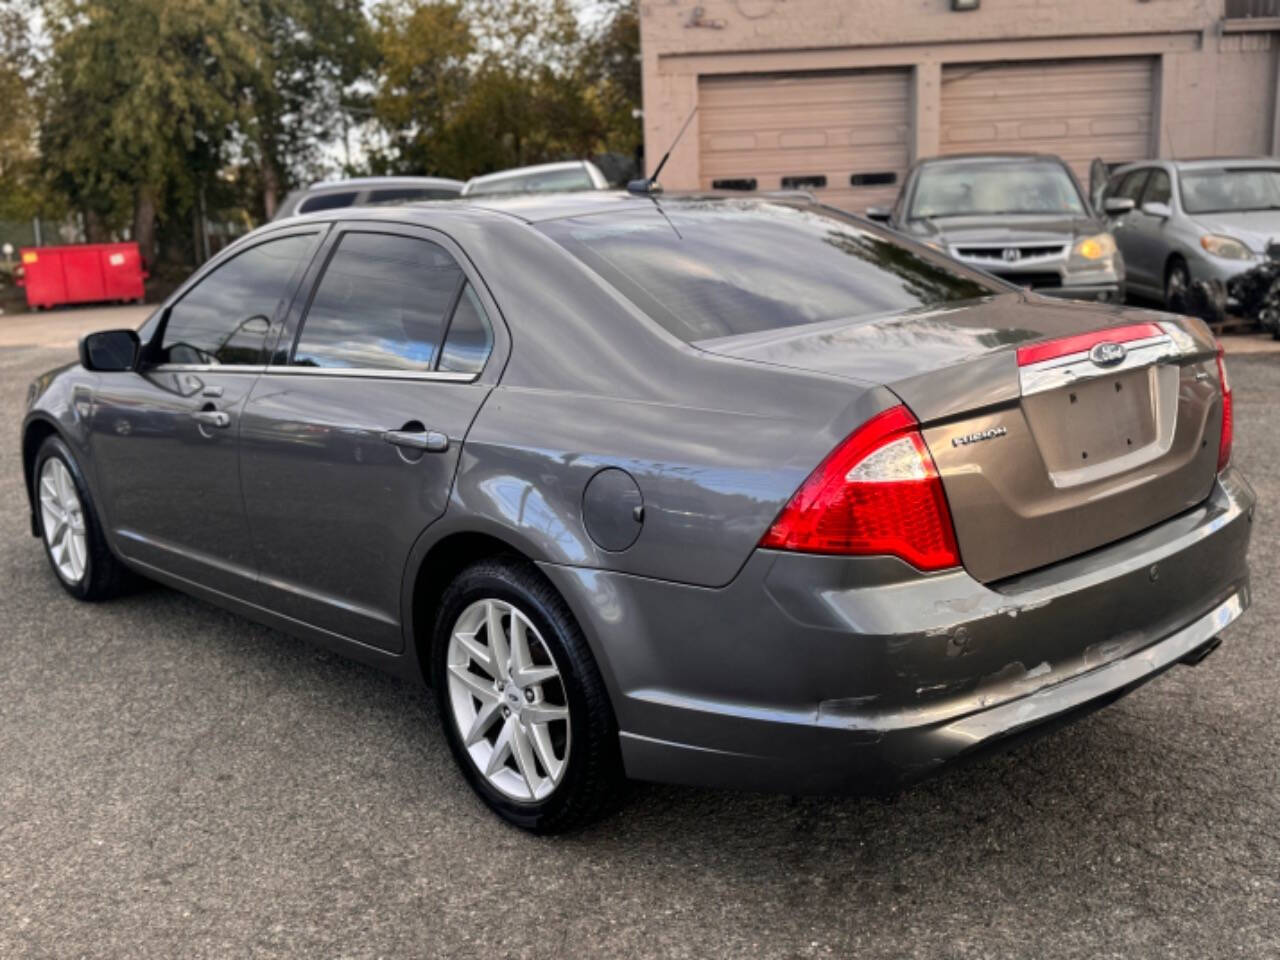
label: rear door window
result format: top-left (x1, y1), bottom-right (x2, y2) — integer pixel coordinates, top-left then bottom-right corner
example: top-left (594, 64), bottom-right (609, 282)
top-left (158, 233), bottom-right (316, 365)
top-left (292, 231), bottom-right (489, 373)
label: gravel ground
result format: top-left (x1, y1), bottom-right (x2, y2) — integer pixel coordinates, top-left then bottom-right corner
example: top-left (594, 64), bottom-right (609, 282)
top-left (1, 323), bottom-right (1278, 959)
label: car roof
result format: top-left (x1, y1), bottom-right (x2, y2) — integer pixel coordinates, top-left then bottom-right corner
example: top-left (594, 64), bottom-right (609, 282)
top-left (270, 190), bottom-right (820, 230)
top-left (305, 175), bottom-right (465, 192)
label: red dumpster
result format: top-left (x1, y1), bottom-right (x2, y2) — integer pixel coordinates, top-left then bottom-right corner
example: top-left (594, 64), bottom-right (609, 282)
top-left (15, 242), bottom-right (147, 310)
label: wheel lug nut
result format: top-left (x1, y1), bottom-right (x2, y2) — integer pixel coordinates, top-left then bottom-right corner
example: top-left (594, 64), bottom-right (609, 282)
top-left (524, 689), bottom-right (535, 703)
top-left (501, 706), bottom-right (510, 718)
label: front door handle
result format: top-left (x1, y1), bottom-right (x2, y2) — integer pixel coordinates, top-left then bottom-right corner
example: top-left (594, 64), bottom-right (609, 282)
top-left (383, 428), bottom-right (449, 453)
top-left (191, 409), bottom-right (231, 429)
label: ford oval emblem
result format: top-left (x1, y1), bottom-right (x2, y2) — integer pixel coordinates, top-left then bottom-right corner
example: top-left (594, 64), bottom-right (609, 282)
top-left (1089, 341), bottom-right (1127, 367)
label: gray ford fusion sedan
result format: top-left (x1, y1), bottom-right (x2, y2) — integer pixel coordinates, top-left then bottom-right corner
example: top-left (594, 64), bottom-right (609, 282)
top-left (21, 193), bottom-right (1253, 832)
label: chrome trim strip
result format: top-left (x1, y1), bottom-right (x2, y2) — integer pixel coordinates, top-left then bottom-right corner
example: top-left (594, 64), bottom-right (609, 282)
top-left (147, 363), bottom-right (477, 383)
top-left (1018, 334), bottom-right (1180, 397)
top-left (262, 365), bottom-right (477, 383)
top-left (149, 364), bottom-right (266, 374)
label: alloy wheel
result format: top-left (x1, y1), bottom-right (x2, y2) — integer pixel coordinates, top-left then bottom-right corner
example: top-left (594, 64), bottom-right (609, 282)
top-left (39, 457), bottom-right (88, 584)
top-left (445, 598), bottom-right (571, 802)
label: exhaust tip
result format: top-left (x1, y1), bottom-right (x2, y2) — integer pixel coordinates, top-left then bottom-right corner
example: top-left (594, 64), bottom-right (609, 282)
top-left (1180, 636), bottom-right (1223, 667)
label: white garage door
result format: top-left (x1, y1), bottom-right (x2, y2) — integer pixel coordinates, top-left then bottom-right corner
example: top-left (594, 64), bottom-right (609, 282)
top-left (940, 58), bottom-right (1156, 187)
top-left (698, 69), bottom-right (910, 212)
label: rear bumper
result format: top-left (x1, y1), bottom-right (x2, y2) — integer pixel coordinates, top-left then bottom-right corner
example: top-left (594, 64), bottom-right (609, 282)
top-left (540, 469), bottom-right (1255, 794)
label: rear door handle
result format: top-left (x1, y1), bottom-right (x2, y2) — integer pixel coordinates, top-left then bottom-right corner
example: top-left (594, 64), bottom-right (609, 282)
top-left (191, 410), bottom-right (231, 429)
top-left (382, 428), bottom-right (449, 453)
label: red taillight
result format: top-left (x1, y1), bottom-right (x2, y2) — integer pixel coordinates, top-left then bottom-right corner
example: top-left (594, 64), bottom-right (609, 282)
top-left (1015, 322), bottom-right (1164, 366)
top-left (761, 405), bottom-right (960, 571)
top-left (1217, 345), bottom-right (1233, 472)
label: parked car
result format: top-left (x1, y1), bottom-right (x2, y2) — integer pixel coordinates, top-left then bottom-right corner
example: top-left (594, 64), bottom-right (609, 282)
top-left (460, 160), bottom-right (608, 197)
top-left (23, 194), bottom-right (1250, 832)
top-left (869, 153), bottom-right (1127, 303)
top-left (272, 176), bottom-right (464, 220)
top-left (1100, 157), bottom-right (1280, 308)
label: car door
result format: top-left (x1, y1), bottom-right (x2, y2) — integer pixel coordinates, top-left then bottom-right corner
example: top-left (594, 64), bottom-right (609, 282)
top-left (1124, 168), bottom-right (1176, 293)
top-left (1106, 168), bottom-right (1153, 290)
top-left (239, 223), bottom-right (503, 652)
top-left (87, 228), bottom-right (324, 597)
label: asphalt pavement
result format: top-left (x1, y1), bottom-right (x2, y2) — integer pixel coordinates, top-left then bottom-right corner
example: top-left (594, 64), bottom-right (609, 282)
top-left (2, 309), bottom-right (1278, 959)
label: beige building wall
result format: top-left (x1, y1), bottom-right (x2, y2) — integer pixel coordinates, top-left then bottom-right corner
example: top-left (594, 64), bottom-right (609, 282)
top-left (640, 0), bottom-right (1280, 206)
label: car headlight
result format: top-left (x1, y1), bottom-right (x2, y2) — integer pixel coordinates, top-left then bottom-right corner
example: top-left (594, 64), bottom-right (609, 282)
top-left (1200, 234), bottom-right (1254, 260)
top-left (1071, 233), bottom-right (1116, 261)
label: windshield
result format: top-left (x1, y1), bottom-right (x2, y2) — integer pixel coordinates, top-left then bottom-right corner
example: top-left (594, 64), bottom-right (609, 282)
top-left (910, 160), bottom-right (1087, 219)
top-left (538, 202), bottom-right (998, 343)
top-left (1180, 167), bottom-right (1280, 214)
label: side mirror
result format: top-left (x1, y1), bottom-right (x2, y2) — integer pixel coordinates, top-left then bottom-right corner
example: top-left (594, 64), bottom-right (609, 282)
top-left (79, 329), bottom-right (140, 372)
top-left (865, 206), bottom-right (892, 223)
top-left (1141, 200), bottom-right (1172, 219)
top-left (1103, 197), bottom-right (1135, 216)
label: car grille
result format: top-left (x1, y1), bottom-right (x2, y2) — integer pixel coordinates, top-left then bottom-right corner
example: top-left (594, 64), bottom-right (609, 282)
top-left (955, 244), bottom-right (1067, 262)
top-left (990, 271), bottom-right (1063, 289)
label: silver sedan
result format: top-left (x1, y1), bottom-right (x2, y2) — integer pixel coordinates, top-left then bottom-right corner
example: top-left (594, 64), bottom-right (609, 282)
top-left (1102, 157), bottom-right (1280, 307)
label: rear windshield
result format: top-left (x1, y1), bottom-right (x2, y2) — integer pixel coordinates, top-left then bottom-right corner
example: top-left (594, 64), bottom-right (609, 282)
top-left (1180, 167), bottom-right (1280, 214)
top-left (538, 202), bottom-right (997, 342)
top-left (298, 191), bottom-right (359, 214)
top-left (468, 168), bottom-right (594, 196)
top-left (910, 160), bottom-right (1087, 219)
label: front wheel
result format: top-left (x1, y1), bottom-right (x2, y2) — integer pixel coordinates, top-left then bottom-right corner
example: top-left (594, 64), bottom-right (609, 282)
top-left (1164, 258), bottom-right (1191, 310)
top-left (33, 435), bottom-right (130, 601)
top-left (432, 558), bottom-right (625, 832)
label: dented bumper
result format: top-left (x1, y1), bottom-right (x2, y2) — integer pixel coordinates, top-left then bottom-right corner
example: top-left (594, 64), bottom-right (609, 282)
top-left (540, 468), bottom-right (1255, 794)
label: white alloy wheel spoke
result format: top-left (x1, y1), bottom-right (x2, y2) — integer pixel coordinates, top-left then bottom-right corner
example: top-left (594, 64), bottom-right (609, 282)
top-left (454, 628), bottom-right (494, 676)
top-left (510, 722), bottom-right (541, 797)
top-left (486, 602), bottom-right (511, 682)
top-left (448, 663), bottom-right (499, 703)
top-left (464, 697), bottom-right (502, 746)
top-left (523, 703), bottom-right (568, 724)
top-left (485, 717), bottom-right (515, 777)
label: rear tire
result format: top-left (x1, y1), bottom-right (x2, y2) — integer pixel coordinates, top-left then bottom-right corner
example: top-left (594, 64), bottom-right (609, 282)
top-left (33, 435), bottom-right (130, 601)
top-left (431, 557), bottom-right (626, 832)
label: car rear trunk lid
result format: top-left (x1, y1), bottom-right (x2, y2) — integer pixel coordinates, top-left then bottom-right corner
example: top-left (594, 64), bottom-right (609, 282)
top-left (698, 295), bottom-right (1224, 582)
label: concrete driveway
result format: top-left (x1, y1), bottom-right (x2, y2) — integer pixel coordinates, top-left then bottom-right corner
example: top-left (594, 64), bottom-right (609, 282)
top-left (2, 308), bottom-right (1278, 958)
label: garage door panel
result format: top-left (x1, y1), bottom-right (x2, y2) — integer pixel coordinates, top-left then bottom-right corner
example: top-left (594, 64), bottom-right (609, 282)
top-left (941, 58), bottom-right (1155, 184)
top-left (699, 69), bottom-right (910, 210)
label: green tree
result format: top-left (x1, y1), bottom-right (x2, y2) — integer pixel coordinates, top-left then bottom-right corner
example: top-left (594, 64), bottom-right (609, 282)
top-left (238, 0), bottom-right (376, 218)
top-left (371, 0), bottom-right (475, 176)
top-left (0, 2), bottom-right (44, 221)
top-left (40, 0), bottom-right (251, 259)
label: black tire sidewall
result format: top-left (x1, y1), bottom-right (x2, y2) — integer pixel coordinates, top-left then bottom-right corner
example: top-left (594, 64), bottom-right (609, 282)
top-left (431, 560), bottom-right (618, 832)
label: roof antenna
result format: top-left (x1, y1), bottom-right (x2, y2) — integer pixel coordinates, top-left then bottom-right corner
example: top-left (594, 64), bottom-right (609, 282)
top-left (627, 106), bottom-right (698, 196)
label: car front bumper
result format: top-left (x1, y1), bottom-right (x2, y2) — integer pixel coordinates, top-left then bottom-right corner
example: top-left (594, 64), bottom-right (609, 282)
top-left (540, 468), bottom-right (1255, 794)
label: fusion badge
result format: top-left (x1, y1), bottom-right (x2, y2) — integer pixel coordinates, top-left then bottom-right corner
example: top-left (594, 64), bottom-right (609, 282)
top-left (952, 425), bottom-right (1008, 448)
